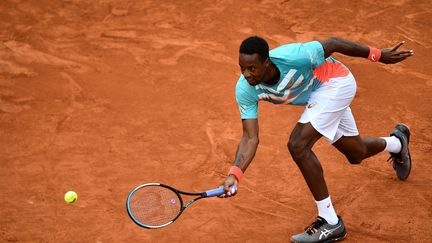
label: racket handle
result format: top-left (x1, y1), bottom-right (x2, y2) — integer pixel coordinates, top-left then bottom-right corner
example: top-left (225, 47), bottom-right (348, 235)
top-left (205, 185), bottom-right (237, 197)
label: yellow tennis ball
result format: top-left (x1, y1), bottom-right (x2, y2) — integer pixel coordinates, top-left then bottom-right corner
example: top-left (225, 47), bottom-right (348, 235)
top-left (64, 191), bottom-right (78, 204)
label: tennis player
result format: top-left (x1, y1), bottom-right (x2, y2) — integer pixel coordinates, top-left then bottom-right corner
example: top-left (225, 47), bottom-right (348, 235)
top-left (219, 36), bottom-right (413, 242)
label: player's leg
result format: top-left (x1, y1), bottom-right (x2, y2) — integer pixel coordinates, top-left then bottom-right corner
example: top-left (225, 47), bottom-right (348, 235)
top-left (288, 122), bottom-right (326, 200)
top-left (333, 125), bottom-right (411, 180)
top-left (290, 72), bottom-right (355, 242)
top-left (328, 100), bottom-right (411, 180)
top-left (332, 135), bottom-right (386, 164)
top-left (288, 122), bottom-right (346, 243)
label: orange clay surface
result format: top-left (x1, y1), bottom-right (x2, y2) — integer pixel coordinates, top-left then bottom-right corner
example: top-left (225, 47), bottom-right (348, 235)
top-left (1, 0), bottom-right (431, 242)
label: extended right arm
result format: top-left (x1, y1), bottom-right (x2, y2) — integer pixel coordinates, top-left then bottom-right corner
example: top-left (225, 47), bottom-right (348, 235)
top-left (220, 119), bottom-right (259, 197)
top-left (233, 119), bottom-right (259, 171)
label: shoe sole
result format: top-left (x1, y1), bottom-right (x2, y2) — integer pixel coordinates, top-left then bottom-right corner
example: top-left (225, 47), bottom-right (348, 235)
top-left (322, 231), bottom-right (347, 243)
top-left (290, 230), bottom-right (347, 243)
top-left (394, 123), bottom-right (410, 142)
top-left (390, 123), bottom-right (412, 180)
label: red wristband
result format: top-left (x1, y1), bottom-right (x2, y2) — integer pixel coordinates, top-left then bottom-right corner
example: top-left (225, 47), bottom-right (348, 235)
top-left (228, 166), bottom-right (243, 181)
top-left (368, 47), bottom-right (382, 62)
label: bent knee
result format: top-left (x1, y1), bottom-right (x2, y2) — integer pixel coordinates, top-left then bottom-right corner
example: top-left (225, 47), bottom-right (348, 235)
top-left (287, 139), bottom-right (309, 160)
top-left (346, 150), bottom-right (367, 165)
top-left (287, 139), bottom-right (305, 153)
top-left (347, 156), bottom-right (363, 164)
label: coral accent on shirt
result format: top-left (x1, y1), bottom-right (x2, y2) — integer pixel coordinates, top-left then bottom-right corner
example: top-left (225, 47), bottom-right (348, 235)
top-left (313, 60), bottom-right (350, 83)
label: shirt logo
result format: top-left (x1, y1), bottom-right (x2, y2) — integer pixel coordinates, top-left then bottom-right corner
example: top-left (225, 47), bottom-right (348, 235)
top-left (307, 101), bottom-right (317, 109)
top-left (240, 105), bottom-right (247, 113)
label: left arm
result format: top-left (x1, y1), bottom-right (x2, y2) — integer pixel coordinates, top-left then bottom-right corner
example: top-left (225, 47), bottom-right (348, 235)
top-left (319, 37), bottom-right (414, 64)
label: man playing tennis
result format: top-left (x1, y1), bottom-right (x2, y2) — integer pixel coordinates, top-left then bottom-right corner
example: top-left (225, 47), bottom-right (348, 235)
top-left (219, 36), bottom-right (413, 242)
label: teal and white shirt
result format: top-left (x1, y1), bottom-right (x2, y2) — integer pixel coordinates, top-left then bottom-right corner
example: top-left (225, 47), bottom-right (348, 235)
top-left (236, 41), bottom-right (345, 119)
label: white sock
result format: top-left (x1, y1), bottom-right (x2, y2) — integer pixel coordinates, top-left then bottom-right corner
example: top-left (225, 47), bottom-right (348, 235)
top-left (316, 196), bottom-right (338, 225)
top-left (382, 136), bottom-right (402, 153)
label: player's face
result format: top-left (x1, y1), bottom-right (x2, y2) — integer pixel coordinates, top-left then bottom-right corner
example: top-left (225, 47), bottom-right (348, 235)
top-left (239, 53), bottom-right (268, 86)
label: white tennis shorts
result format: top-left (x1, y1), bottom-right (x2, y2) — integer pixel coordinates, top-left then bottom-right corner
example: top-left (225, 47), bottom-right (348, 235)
top-left (299, 72), bottom-right (358, 144)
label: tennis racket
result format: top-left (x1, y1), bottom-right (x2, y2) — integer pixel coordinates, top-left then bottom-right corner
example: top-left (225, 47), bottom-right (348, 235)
top-left (126, 183), bottom-right (236, 229)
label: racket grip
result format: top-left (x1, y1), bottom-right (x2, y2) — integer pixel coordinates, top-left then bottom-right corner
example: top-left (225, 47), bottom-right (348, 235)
top-left (205, 185), bottom-right (237, 197)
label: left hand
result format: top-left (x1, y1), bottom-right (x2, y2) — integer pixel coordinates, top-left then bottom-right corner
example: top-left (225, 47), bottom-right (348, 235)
top-left (380, 41), bottom-right (414, 64)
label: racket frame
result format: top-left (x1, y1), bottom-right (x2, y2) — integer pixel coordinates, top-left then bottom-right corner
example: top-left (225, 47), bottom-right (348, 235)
top-left (126, 183), bottom-right (210, 229)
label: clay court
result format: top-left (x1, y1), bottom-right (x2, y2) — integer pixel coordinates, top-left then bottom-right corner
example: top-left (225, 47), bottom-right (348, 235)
top-left (1, 0), bottom-right (431, 242)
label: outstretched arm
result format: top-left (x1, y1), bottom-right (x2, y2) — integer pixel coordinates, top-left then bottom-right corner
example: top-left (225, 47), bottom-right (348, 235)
top-left (319, 37), bottom-right (414, 64)
top-left (219, 119), bottom-right (259, 197)
top-left (233, 119), bottom-right (259, 171)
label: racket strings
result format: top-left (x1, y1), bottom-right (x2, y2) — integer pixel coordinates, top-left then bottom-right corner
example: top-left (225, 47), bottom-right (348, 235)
top-left (129, 186), bottom-right (181, 227)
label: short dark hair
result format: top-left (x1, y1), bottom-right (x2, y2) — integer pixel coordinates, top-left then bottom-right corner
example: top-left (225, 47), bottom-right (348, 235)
top-left (239, 36), bottom-right (269, 62)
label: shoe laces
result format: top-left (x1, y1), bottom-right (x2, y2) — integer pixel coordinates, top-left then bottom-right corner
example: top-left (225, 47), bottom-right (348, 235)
top-left (304, 217), bottom-right (326, 235)
top-left (387, 153), bottom-right (402, 169)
